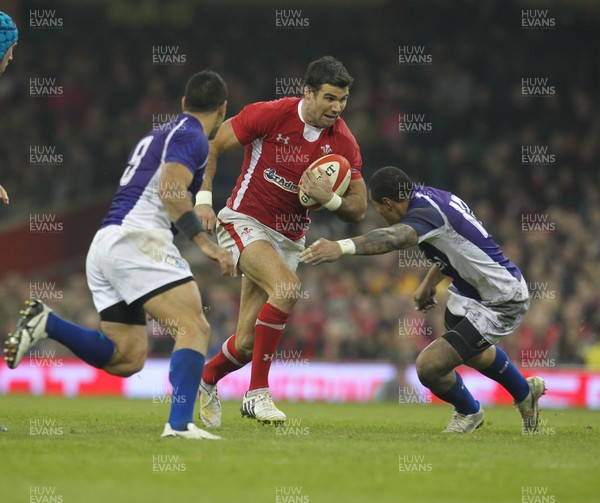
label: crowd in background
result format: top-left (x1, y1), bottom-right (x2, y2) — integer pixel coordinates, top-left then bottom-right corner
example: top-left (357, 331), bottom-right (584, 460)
top-left (1, 1), bottom-right (599, 367)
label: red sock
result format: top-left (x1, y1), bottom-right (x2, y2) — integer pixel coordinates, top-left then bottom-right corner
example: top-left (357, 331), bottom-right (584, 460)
top-left (249, 303), bottom-right (290, 391)
top-left (202, 335), bottom-right (251, 386)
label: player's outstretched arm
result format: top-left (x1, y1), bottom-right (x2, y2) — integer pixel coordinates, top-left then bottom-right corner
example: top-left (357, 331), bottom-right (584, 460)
top-left (161, 162), bottom-right (235, 276)
top-left (195, 119), bottom-right (243, 232)
top-left (0, 185), bottom-right (9, 205)
top-left (300, 223), bottom-right (418, 265)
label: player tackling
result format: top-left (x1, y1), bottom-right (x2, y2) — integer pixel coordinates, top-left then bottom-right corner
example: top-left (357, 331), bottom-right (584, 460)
top-left (301, 167), bottom-right (546, 434)
top-left (195, 56), bottom-right (367, 426)
top-left (4, 70), bottom-right (235, 439)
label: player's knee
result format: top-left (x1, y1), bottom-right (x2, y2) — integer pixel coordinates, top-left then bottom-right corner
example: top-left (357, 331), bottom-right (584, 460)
top-left (117, 363), bottom-right (143, 378)
top-left (193, 312), bottom-right (211, 338)
top-left (415, 353), bottom-right (441, 388)
top-left (176, 309), bottom-right (210, 336)
top-left (114, 348), bottom-right (146, 377)
top-left (175, 313), bottom-right (210, 346)
top-left (271, 271), bottom-right (301, 309)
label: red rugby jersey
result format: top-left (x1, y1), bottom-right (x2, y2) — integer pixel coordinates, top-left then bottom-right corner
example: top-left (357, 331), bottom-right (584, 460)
top-left (227, 97), bottom-right (362, 240)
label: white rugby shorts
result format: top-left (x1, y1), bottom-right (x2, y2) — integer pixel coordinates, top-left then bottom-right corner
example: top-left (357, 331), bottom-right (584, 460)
top-left (86, 225), bottom-right (193, 312)
top-left (446, 277), bottom-right (530, 345)
top-left (216, 207), bottom-right (305, 272)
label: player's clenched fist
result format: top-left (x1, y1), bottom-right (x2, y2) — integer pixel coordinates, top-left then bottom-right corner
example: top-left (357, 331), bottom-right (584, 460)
top-left (299, 238), bottom-right (342, 265)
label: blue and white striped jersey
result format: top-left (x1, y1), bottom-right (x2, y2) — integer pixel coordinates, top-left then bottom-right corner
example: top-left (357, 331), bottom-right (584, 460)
top-left (402, 186), bottom-right (526, 303)
top-left (101, 114), bottom-right (208, 232)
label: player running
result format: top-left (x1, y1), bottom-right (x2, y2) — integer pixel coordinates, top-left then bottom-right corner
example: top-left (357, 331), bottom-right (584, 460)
top-left (301, 166), bottom-right (546, 434)
top-left (4, 70), bottom-right (235, 439)
top-left (195, 56), bottom-right (367, 426)
top-left (0, 10), bottom-right (18, 205)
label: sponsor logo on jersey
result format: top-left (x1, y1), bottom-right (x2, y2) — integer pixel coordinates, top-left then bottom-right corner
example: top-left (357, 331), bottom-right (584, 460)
top-left (264, 168), bottom-right (298, 193)
top-left (275, 133), bottom-right (290, 144)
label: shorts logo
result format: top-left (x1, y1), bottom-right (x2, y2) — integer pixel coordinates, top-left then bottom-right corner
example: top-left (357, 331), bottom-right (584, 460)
top-left (165, 254), bottom-right (186, 270)
top-left (432, 255), bottom-right (448, 270)
top-left (240, 226), bottom-right (254, 242)
top-left (264, 168), bottom-right (298, 193)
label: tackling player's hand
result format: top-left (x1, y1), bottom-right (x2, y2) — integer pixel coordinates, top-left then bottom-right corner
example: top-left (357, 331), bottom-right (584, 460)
top-left (195, 204), bottom-right (216, 235)
top-left (299, 238), bottom-right (342, 265)
top-left (194, 234), bottom-right (236, 276)
top-left (299, 168), bottom-right (333, 206)
top-left (413, 284), bottom-right (437, 312)
top-left (0, 185), bottom-right (9, 205)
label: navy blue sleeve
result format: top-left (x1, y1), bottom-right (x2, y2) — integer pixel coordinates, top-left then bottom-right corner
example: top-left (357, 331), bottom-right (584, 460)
top-left (402, 206), bottom-right (445, 239)
top-left (164, 126), bottom-right (207, 174)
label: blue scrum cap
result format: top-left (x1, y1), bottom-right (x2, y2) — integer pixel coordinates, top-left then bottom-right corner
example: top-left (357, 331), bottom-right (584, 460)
top-left (0, 11), bottom-right (18, 61)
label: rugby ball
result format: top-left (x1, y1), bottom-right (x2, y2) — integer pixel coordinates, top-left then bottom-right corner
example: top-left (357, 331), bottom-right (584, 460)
top-left (298, 154), bottom-right (351, 210)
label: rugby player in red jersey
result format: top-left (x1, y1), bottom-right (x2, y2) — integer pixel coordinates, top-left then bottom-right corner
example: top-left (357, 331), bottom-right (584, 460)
top-left (196, 56), bottom-right (366, 426)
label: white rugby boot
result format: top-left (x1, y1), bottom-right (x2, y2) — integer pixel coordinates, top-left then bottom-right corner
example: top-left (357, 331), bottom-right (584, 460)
top-left (241, 388), bottom-right (286, 425)
top-left (4, 300), bottom-right (52, 369)
top-left (199, 383), bottom-right (222, 428)
top-left (443, 404), bottom-right (484, 434)
top-left (515, 376), bottom-right (546, 433)
top-left (161, 423), bottom-right (221, 440)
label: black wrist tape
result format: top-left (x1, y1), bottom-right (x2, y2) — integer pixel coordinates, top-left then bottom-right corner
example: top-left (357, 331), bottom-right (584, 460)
top-left (175, 210), bottom-right (205, 240)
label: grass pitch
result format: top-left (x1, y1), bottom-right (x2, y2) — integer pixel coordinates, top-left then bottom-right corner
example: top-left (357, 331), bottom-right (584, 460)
top-left (0, 395), bottom-right (597, 503)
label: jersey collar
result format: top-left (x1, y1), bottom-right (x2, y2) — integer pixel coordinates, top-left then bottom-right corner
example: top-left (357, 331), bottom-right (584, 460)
top-left (298, 99), bottom-right (324, 142)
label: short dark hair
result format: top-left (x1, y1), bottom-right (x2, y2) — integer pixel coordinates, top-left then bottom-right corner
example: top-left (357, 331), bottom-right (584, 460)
top-left (184, 70), bottom-right (228, 113)
top-left (303, 56), bottom-right (353, 93)
top-left (369, 166), bottom-right (414, 203)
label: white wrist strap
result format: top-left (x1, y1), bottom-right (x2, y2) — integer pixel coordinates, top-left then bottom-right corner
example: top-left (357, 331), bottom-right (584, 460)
top-left (323, 193), bottom-right (342, 211)
top-left (195, 190), bottom-right (212, 206)
top-left (337, 239), bottom-right (356, 255)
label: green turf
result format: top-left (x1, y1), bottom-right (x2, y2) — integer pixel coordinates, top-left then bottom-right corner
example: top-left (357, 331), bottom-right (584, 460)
top-left (0, 396), bottom-right (597, 503)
